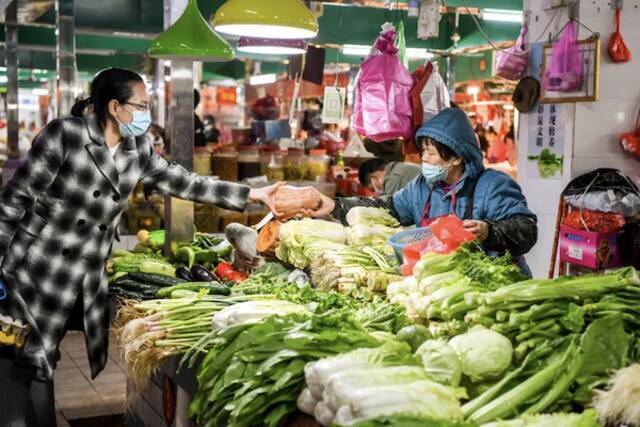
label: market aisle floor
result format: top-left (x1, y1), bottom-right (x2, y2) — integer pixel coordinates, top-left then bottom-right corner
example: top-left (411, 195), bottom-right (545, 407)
top-left (55, 331), bottom-right (126, 426)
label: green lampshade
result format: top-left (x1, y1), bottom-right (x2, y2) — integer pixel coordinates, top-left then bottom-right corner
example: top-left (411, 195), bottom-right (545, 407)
top-left (212, 0), bottom-right (318, 40)
top-left (149, 0), bottom-right (234, 61)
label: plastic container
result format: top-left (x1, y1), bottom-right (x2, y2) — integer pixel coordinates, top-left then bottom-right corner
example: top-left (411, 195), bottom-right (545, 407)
top-left (194, 147), bottom-right (212, 175)
top-left (284, 148), bottom-right (308, 181)
top-left (307, 149), bottom-right (330, 181)
top-left (238, 146), bottom-right (261, 181)
top-left (212, 147), bottom-right (238, 182)
top-left (388, 227), bottom-right (433, 262)
top-left (267, 153), bottom-right (285, 181)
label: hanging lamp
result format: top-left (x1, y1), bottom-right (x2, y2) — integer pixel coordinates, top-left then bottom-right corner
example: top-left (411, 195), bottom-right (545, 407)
top-left (237, 37), bottom-right (307, 55)
top-left (149, 0), bottom-right (234, 61)
top-left (212, 0), bottom-right (318, 40)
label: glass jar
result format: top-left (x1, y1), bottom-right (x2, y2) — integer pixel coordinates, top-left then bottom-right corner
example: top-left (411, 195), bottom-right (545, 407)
top-left (260, 146), bottom-right (279, 175)
top-left (212, 147), bottom-right (238, 182)
top-left (284, 148), bottom-right (308, 181)
top-left (307, 149), bottom-right (330, 181)
top-left (194, 147), bottom-right (212, 175)
top-left (238, 146), bottom-right (261, 181)
top-left (267, 153), bottom-right (285, 181)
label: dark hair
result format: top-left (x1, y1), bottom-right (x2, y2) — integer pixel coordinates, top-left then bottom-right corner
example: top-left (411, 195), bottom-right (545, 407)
top-left (418, 137), bottom-right (459, 161)
top-left (71, 68), bottom-right (144, 125)
top-left (359, 158), bottom-right (388, 187)
top-left (478, 135), bottom-right (489, 154)
top-left (194, 88), bottom-right (201, 109)
top-left (487, 126), bottom-right (498, 136)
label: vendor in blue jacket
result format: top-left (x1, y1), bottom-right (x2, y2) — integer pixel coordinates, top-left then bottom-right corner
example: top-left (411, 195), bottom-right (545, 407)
top-left (311, 108), bottom-right (537, 274)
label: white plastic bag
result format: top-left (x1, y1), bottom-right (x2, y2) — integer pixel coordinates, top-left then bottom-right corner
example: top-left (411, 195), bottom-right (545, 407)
top-left (420, 67), bottom-right (450, 124)
top-left (566, 190), bottom-right (640, 217)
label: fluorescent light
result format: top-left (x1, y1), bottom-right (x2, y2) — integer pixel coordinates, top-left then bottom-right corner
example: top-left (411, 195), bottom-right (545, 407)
top-left (342, 44), bottom-right (433, 60)
top-left (342, 44), bottom-right (371, 57)
top-left (238, 45), bottom-right (306, 55)
top-left (406, 48), bottom-right (434, 60)
top-left (0, 76), bottom-right (7, 83)
top-left (466, 86), bottom-right (480, 96)
top-left (32, 88), bottom-right (49, 96)
top-left (481, 9), bottom-right (522, 23)
top-left (249, 73), bottom-right (277, 85)
top-left (503, 103), bottom-right (514, 110)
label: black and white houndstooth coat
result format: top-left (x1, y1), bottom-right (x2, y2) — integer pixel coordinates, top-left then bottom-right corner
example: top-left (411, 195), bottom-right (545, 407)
top-left (0, 114), bottom-right (249, 379)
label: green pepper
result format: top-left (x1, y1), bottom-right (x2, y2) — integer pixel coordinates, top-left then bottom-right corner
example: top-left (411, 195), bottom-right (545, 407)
top-left (175, 246), bottom-right (196, 268)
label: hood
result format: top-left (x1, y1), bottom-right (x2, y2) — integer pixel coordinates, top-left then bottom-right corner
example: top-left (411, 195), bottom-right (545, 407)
top-left (415, 108), bottom-right (484, 180)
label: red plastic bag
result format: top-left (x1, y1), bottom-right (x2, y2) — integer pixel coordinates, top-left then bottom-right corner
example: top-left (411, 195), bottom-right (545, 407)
top-left (608, 9), bottom-right (632, 63)
top-left (543, 20), bottom-right (583, 92)
top-left (562, 209), bottom-right (626, 233)
top-left (495, 26), bottom-right (530, 81)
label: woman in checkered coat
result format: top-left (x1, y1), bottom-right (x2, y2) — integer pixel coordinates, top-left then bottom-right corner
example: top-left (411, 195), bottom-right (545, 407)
top-left (0, 68), bottom-right (282, 425)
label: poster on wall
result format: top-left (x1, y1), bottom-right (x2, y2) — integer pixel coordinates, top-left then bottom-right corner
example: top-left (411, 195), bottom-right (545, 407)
top-left (527, 103), bottom-right (565, 179)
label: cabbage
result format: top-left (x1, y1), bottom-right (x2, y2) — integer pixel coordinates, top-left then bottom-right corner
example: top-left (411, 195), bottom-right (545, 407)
top-left (323, 366), bottom-right (429, 412)
top-left (416, 339), bottom-right (462, 387)
top-left (297, 387), bottom-right (318, 415)
top-left (346, 207), bottom-right (400, 228)
top-left (448, 326), bottom-right (513, 382)
top-left (396, 324), bottom-right (432, 352)
top-left (304, 341), bottom-right (413, 398)
top-left (347, 224), bottom-right (399, 246)
top-left (333, 380), bottom-right (465, 425)
top-left (211, 300), bottom-right (309, 330)
top-left (276, 219), bottom-right (347, 268)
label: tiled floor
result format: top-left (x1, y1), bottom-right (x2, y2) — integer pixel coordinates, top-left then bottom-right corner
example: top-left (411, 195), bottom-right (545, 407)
top-left (55, 331), bottom-right (127, 426)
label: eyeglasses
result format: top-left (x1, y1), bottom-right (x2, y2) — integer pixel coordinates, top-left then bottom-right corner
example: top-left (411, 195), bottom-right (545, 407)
top-left (124, 101), bottom-right (150, 112)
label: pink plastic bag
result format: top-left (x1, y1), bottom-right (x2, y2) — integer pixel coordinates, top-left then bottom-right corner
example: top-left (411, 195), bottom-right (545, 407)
top-left (543, 20), bottom-right (584, 92)
top-left (495, 26), bottom-right (529, 81)
top-left (351, 24), bottom-right (414, 142)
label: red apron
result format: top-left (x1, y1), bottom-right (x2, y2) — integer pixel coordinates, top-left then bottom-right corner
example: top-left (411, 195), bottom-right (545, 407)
top-left (419, 186), bottom-right (458, 227)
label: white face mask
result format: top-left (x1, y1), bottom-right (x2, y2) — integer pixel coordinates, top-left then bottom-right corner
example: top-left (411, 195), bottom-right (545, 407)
top-left (371, 177), bottom-right (383, 195)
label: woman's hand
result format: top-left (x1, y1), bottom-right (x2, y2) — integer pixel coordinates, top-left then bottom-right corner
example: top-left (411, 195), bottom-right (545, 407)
top-left (248, 182), bottom-right (286, 217)
top-left (463, 219), bottom-right (489, 241)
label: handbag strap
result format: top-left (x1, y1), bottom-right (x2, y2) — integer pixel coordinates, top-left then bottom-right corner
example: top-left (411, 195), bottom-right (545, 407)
top-left (517, 25), bottom-right (528, 49)
top-left (615, 8), bottom-right (621, 33)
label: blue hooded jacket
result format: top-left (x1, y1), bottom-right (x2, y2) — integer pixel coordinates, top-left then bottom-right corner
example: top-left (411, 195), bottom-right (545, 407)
top-left (391, 109), bottom-right (536, 254)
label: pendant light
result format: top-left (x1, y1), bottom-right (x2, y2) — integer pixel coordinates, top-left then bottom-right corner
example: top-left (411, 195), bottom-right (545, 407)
top-left (212, 0), bottom-right (318, 40)
top-left (149, 0), bottom-right (234, 61)
top-left (237, 37), bottom-right (307, 55)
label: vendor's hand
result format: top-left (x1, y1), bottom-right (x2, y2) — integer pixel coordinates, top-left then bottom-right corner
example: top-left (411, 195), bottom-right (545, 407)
top-left (249, 182), bottom-right (286, 217)
top-left (463, 219), bottom-right (489, 241)
top-left (307, 193), bottom-right (335, 218)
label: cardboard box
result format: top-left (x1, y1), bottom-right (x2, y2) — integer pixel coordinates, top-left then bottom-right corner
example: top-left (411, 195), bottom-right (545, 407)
top-left (559, 225), bottom-right (621, 270)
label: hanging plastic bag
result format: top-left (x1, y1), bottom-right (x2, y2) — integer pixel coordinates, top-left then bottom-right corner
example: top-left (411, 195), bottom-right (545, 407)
top-left (543, 20), bottom-right (583, 92)
top-left (619, 108), bottom-right (640, 158)
top-left (495, 26), bottom-right (530, 81)
top-left (420, 64), bottom-right (450, 124)
top-left (394, 20), bottom-right (409, 70)
top-left (608, 9), bottom-right (632, 63)
top-left (351, 23), bottom-right (414, 143)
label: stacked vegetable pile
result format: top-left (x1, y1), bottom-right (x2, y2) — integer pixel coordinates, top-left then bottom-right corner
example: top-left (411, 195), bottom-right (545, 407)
top-left (386, 246), bottom-right (524, 324)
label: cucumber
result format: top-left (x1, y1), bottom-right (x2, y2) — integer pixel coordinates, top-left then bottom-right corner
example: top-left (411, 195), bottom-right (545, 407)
top-left (126, 272), bottom-right (186, 287)
top-left (110, 271), bottom-right (128, 283)
top-left (116, 280), bottom-right (160, 293)
top-left (157, 282), bottom-right (230, 298)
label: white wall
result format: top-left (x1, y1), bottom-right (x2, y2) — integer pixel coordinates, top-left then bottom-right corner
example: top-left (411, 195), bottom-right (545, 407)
top-left (518, 0), bottom-right (640, 278)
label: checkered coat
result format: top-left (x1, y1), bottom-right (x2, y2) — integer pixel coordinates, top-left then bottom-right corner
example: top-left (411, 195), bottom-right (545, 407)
top-left (0, 114), bottom-right (249, 379)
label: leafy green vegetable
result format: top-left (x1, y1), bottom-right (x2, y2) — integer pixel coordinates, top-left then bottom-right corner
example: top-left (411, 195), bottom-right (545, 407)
top-left (479, 409), bottom-right (601, 427)
top-left (335, 414), bottom-right (477, 427)
top-left (346, 207), bottom-right (400, 228)
top-left (276, 219), bottom-right (348, 269)
top-left (396, 324), bottom-right (433, 352)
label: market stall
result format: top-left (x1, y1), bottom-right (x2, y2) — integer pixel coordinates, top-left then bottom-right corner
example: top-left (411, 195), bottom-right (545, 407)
top-left (109, 202), bottom-right (640, 427)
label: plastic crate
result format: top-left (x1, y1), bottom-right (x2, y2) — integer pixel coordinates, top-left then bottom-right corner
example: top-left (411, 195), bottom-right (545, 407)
top-left (388, 227), bottom-right (432, 261)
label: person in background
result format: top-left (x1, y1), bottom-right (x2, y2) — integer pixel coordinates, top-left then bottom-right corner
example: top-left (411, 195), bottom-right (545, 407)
top-left (194, 88), bottom-right (206, 148)
top-left (0, 68), bottom-right (283, 426)
top-left (486, 127), bottom-right (506, 164)
top-left (203, 114), bottom-right (220, 144)
top-left (359, 158), bottom-right (421, 196)
top-left (308, 108), bottom-right (537, 275)
top-left (505, 128), bottom-right (517, 166)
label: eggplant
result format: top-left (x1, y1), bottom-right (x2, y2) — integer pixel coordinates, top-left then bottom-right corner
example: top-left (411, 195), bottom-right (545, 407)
top-left (191, 264), bottom-right (214, 282)
top-left (175, 266), bottom-right (193, 281)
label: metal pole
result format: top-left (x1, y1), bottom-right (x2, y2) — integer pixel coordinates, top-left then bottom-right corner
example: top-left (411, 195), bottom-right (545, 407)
top-left (5, 0), bottom-right (19, 159)
top-left (163, 0), bottom-right (194, 253)
top-left (446, 54), bottom-right (456, 100)
top-left (56, 0), bottom-right (76, 118)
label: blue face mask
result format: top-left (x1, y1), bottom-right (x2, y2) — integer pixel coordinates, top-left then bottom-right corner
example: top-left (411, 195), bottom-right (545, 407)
top-left (118, 109), bottom-right (151, 138)
top-left (421, 162), bottom-right (449, 184)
